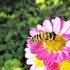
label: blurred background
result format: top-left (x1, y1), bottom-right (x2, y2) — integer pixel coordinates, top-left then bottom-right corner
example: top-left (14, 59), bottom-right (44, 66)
top-left (0, 0), bottom-right (70, 70)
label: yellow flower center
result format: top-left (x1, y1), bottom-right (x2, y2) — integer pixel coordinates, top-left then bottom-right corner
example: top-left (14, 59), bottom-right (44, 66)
top-left (33, 55), bottom-right (44, 68)
top-left (60, 60), bottom-right (70, 70)
top-left (44, 34), bottom-right (66, 52)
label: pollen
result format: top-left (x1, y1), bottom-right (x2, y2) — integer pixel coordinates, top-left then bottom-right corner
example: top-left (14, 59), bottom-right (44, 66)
top-left (60, 60), bottom-right (70, 70)
top-left (44, 34), bottom-right (66, 52)
top-left (33, 55), bottom-right (44, 67)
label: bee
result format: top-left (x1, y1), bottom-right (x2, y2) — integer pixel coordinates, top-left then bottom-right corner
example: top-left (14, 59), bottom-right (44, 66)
top-left (32, 32), bottom-right (56, 42)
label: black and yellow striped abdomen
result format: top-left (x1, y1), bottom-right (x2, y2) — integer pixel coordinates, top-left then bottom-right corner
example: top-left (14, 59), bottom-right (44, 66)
top-left (32, 32), bottom-right (56, 42)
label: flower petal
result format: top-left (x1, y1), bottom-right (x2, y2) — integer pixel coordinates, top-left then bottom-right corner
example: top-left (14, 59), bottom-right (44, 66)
top-left (27, 39), bottom-right (36, 47)
top-left (31, 43), bottom-right (44, 54)
top-left (55, 51), bottom-right (65, 63)
top-left (44, 52), bottom-right (57, 66)
top-left (63, 47), bottom-right (70, 60)
top-left (37, 24), bottom-right (46, 31)
top-left (30, 65), bottom-right (36, 70)
top-left (66, 41), bottom-right (70, 46)
top-left (37, 50), bottom-right (49, 60)
top-left (29, 28), bottom-right (41, 36)
top-left (25, 52), bottom-right (34, 58)
top-left (25, 48), bottom-right (31, 53)
top-left (59, 21), bottom-right (70, 35)
top-left (26, 58), bottom-right (33, 65)
top-left (25, 48), bottom-right (33, 58)
top-left (43, 20), bottom-right (52, 32)
top-left (36, 67), bottom-right (45, 70)
top-left (63, 34), bottom-right (70, 41)
top-left (47, 63), bottom-right (60, 70)
top-left (51, 17), bottom-right (61, 34)
top-left (65, 28), bottom-right (70, 34)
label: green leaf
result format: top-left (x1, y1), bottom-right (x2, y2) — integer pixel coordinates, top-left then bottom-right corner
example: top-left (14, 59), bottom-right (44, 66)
top-left (1, 59), bottom-right (22, 70)
top-left (0, 45), bottom-right (6, 51)
top-left (36, 0), bottom-right (45, 4)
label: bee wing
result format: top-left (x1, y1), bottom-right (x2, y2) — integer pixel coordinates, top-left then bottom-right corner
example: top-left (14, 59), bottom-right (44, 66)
top-left (28, 37), bottom-right (32, 39)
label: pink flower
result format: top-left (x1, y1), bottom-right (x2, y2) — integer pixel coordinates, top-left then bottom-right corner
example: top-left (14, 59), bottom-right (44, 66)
top-left (47, 60), bottom-right (70, 70)
top-left (25, 47), bottom-right (46, 70)
top-left (27, 17), bottom-right (70, 66)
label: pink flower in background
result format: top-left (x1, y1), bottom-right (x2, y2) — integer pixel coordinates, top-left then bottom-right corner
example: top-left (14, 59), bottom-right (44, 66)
top-left (25, 47), bottom-right (46, 70)
top-left (47, 60), bottom-right (70, 70)
top-left (27, 17), bottom-right (70, 67)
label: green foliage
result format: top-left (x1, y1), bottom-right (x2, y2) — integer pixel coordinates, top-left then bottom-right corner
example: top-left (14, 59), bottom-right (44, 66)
top-left (0, 0), bottom-right (70, 70)
top-left (36, 0), bottom-right (45, 4)
top-left (1, 59), bottom-right (22, 70)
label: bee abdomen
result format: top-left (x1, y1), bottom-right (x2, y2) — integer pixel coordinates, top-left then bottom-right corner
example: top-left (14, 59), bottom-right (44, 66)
top-left (32, 34), bottom-right (41, 42)
top-left (32, 32), bottom-right (56, 42)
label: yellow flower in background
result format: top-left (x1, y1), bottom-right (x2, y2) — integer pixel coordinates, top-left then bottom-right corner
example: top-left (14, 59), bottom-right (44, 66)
top-left (47, 60), bottom-right (70, 70)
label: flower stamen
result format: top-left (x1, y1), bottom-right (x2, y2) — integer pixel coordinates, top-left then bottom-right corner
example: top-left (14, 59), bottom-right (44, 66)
top-left (44, 34), bottom-right (66, 52)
